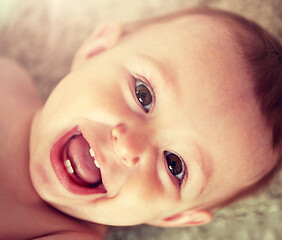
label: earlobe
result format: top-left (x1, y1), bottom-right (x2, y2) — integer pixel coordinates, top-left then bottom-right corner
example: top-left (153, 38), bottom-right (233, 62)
top-left (149, 209), bottom-right (213, 227)
top-left (71, 22), bottom-right (123, 70)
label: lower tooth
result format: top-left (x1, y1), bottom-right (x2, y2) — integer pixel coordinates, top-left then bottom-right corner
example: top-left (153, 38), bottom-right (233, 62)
top-left (64, 159), bottom-right (72, 167)
top-left (67, 166), bottom-right (74, 174)
top-left (94, 159), bottom-right (100, 169)
top-left (89, 147), bottom-right (95, 158)
top-left (64, 159), bottom-right (74, 174)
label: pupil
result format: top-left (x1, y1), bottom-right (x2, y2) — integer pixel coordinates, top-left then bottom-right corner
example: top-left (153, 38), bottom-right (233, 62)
top-left (166, 153), bottom-right (182, 175)
top-left (135, 84), bottom-right (152, 106)
top-left (141, 92), bottom-right (147, 99)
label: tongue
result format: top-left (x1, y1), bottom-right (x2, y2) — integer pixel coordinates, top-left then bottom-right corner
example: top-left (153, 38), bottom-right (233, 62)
top-left (67, 135), bottom-right (101, 184)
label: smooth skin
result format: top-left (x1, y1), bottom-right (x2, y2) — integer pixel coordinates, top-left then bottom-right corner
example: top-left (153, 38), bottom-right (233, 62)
top-left (30, 14), bottom-right (277, 228)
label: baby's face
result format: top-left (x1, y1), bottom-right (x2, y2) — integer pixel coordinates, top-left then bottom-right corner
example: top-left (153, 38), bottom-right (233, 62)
top-left (30, 15), bottom-right (275, 226)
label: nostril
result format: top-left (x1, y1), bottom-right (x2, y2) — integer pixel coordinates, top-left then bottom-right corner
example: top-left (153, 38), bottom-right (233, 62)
top-left (111, 130), bottom-right (118, 142)
top-left (111, 124), bottom-right (126, 142)
top-left (132, 157), bottom-right (139, 165)
top-left (122, 156), bottom-right (139, 167)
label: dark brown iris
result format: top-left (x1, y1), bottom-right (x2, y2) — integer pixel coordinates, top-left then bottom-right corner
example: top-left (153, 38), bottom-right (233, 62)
top-left (165, 152), bottom-right (182, 175)
top-left (135, 84), bottom-right (152, 112)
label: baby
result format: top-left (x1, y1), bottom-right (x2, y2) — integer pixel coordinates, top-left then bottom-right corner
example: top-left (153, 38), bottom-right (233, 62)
top-left (1, 7), bottom-right (281, 239)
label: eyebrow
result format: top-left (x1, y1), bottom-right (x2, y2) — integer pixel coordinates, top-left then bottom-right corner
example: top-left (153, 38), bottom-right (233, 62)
top-left (136, 53), bottom-right (179, 94)
top-left (183, 142), bottom-right (214, 196)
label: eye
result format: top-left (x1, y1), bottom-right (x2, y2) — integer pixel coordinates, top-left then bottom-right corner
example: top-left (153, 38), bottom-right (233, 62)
top-left (164, 151), bottom-right (187, 185)
top-left (134, 77), bottom-right (154, 113)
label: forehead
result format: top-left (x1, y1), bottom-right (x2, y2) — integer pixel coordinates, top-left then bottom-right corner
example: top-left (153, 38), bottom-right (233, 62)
top-left (125, 15), bottom-right (253, 127)
top-left (125, 14), bottom-right (244, 88)
top-left (126, 13), bottom-right (234, 47)
top-left (124, 14), bottom-right (249, 98)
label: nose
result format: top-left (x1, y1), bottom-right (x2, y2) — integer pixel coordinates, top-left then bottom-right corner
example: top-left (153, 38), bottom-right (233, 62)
top-left (111, 124), bottom-right (149, 167)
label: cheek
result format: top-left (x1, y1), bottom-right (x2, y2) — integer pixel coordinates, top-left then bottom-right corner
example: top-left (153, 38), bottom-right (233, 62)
top-left (30, 161), bottom-right (56, 201)
top-left (29, 147), bottom-right (55, 201)
top-left (73, 74), bottom-right (130, 114)
top-left (117, 174), bottom-right (168, 214)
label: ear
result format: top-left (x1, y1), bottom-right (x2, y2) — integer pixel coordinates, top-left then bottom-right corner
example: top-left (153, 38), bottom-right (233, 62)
top-left (149, 209), bottom-right (213, 227)
top-left (71, 22), bottom-right (123, 70)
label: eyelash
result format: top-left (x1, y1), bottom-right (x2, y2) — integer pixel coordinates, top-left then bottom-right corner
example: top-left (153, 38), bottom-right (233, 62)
top-left (182, 164), bottom-right (188, 187)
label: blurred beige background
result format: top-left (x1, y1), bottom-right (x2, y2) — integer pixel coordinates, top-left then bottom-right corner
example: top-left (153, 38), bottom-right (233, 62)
top-left (0, 0), bottom-right (281, 239)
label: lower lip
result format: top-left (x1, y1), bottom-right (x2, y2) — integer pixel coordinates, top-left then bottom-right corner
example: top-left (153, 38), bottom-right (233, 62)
top-left (50, 126), bottom-right (106, 195)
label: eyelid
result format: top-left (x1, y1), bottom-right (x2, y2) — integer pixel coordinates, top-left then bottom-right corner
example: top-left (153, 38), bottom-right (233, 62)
top-left (181, 160), bottom-right (188, 190)
top-left (132, 73), bottom-right (155, 95)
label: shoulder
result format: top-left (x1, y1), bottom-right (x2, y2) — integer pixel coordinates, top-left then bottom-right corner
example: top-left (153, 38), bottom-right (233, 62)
top-left (32, 231), bottom-right (104, 240)
top-left (0, 198), bottom-right (107, 240)
top-left (0, 57), bottom-right (42, 111)
top-left (28, 208), bottom-right (107, 240)
top-left (0, 57), bottom-right (42, 141)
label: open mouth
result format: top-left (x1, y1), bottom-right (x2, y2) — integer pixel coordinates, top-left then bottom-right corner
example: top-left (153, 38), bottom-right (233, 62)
top-left (50, 126), bottom-right (107, 195)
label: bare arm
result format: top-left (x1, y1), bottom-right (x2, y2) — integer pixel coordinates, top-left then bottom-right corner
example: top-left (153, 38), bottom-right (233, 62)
top-left (32, 230), bottom-right (105, 240)
top-left (31, 222), bottom-right (108, 240)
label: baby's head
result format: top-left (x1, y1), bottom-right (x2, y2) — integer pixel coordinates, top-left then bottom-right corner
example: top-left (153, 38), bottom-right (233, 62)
top-left (29, 8), bottom-right (282, 227)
